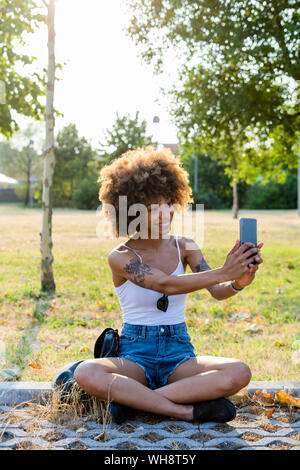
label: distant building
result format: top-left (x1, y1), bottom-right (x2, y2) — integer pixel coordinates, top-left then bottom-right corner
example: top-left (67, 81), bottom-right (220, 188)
top-left (0, 173), bottom-right (19, 202)
top-left (162, 143), bottom-right (179, 154)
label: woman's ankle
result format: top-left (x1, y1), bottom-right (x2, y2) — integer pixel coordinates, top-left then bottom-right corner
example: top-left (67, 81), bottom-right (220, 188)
top-left (175, 404), bottom-right (194, 421)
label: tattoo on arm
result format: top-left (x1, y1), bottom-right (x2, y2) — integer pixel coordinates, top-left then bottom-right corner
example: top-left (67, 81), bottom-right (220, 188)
top-left (124, 258), bottom-right (153, 287)
top-left (195, 256), bottom-right (212, 272)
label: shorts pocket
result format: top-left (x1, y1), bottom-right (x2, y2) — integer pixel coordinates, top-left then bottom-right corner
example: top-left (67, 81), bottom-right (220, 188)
top-left (119, 333), bottom-right (140, 344)
top-left (174, 332), bottom-right (191, 344)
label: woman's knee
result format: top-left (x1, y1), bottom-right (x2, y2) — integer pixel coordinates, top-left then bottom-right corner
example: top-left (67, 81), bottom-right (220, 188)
top-left (222, 361), bottom-right (252, 393)
top-left (74, 360), bottom-right (106, 390)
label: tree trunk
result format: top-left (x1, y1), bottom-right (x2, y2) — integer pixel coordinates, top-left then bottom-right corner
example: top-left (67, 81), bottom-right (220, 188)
top-left (40, 0), bottom-right (56, 292)
top-left (25, 166), bottom-right (30, 206)
top-left (231, 157), bottom-right (239, 219)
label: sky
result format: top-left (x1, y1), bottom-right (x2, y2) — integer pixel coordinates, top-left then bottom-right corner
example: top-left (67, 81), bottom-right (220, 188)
top-left (10, 0), bottom-right (180, 150)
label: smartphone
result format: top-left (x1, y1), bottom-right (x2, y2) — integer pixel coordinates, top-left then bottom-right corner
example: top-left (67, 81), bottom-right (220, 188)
top-left (239, 217), bottom-right (258, 265)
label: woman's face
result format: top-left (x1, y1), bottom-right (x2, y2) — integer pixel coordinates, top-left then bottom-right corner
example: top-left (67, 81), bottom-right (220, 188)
top-left (147, 196), bottom-right (174, 238)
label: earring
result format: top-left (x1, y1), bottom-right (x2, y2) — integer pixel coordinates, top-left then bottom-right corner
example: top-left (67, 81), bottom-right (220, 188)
top-left (157, 294), bottom-right (169, 312)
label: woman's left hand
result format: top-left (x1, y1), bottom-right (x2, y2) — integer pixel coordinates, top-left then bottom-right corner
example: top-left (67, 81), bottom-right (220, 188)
top-left (234, 241), bottom-right (264, 288)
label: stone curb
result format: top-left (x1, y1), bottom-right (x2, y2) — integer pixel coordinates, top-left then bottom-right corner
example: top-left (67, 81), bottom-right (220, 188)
top-left (0, 381), bottom-right (300, 406)
top-left (247, 381), bottom-right (300, 397)
top-left (0, 382), bottom-right (52, 406)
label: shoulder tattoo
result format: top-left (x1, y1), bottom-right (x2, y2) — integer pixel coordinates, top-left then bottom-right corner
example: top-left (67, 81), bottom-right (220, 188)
top-left (124, 258), bottom-right (153, 287)
top-left (195, 256), bottom-right (212, 272)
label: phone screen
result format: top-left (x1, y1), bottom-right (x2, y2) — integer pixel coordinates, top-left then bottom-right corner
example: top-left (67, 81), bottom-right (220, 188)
top-left (239, 218), bottom-right (257, 264)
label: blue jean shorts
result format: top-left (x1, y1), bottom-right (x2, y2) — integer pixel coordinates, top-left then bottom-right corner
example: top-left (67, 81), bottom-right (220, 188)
top-left (118, 322), bottom-right (197, 390)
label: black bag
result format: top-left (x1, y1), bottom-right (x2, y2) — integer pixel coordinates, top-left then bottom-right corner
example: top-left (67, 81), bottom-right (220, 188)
top-left (53, 328), bottom-right (120, 404)
top-left (94, 327), bottom-right (119, 359)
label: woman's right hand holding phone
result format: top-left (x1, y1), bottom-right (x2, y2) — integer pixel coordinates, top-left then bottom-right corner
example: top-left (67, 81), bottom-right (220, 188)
top-left (221, 240), bottom-right (260, 281)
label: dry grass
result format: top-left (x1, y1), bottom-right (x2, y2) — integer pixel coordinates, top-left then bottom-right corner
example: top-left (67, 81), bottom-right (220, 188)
top-left (0, 383), bottom-right (115, 449)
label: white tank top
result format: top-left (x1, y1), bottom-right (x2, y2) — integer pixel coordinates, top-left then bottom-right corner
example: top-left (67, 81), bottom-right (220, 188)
top-left (114, 235), bottom-right (187, 325)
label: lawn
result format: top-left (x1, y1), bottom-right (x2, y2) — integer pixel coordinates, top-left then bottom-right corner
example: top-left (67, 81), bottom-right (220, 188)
top-left (0, 202), bottom-right (299, 382)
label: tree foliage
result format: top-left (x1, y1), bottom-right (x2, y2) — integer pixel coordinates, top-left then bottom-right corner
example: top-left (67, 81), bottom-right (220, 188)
top-left (173, 60), bottom-right (299, 184)
top-left (126, 0), bottom-right (300, 80)
top-left (0, 0), bottom-right (46, 137)
top-left (126, 0), bottom-right (300, 183)
top-left (53, 123), bottom-right (98, 207)
top-left (181, 150), bottom-right (245, 208)
top-left (0, 140), bottom-right (42, 180)
top-left (244, 169), bottom-right (297, 208)
top-left (99, 111), bottom-right (154, 164)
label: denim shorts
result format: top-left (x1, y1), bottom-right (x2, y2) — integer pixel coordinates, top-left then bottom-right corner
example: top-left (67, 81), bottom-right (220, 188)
top-left (118, 322), bottom-right (197, 390)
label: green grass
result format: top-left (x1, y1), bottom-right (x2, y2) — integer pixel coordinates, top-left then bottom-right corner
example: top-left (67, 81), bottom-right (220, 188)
top-left (0, 203), bottom-right (299, 382)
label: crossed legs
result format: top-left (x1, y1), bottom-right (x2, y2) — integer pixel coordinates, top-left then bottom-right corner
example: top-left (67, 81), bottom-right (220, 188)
top-left (74, 355), bottom-right (252, 421)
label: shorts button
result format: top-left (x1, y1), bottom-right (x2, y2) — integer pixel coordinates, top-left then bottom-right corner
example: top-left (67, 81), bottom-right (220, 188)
top-left (160, 328), bottom-right (164, 332)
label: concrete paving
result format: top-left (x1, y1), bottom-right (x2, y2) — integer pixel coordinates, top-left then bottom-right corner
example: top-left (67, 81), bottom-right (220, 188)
top-left (0, 381), bottom-right (300, 450)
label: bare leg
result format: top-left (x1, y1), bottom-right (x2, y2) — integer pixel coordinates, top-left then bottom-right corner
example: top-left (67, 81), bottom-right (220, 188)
top-left (154, 356), bottom-right (252, 404)
top-left (74, 358), bottom-right (194, 421)
top-left (74, 356), bottom-right (251, 421)
top-left (155, 369), bottom-right (243, 403)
